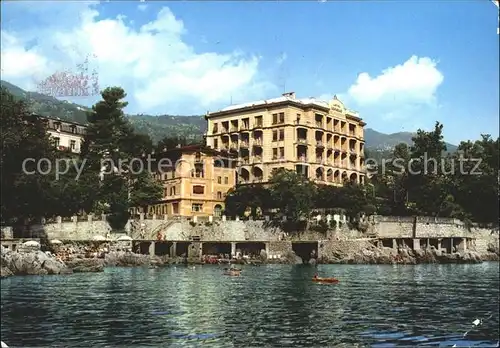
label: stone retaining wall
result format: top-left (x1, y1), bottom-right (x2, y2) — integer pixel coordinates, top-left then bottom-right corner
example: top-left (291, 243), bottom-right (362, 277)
top-left (1, 216), bottom-right (496, 249)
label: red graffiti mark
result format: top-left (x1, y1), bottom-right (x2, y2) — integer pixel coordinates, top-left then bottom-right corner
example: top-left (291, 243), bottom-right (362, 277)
top-left (36, 54), bottom-right (100, 97)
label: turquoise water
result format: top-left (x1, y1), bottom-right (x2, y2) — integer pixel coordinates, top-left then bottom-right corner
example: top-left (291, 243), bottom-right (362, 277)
top-left (1, 263), bottom-right (499, 347)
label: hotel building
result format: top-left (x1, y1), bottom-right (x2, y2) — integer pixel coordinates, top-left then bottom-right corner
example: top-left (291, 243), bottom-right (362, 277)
top-left (147, 145), bottom-right (237, 217)
top-left (204, 93), bottom-right (367, 185)
top-left (37, 114), bottom-right (87, 153)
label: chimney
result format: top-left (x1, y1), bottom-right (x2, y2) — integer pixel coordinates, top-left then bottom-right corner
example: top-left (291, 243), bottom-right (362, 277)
top-left (282, 92), bottom-right (296, 99)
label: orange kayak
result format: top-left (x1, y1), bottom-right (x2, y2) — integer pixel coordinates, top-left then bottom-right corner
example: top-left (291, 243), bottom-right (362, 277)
top-left (312, 277), bottom-right (339, 283)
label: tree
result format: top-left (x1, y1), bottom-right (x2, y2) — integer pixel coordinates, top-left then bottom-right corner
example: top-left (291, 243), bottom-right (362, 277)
top-left (81, 87), bottom-right (162, 230)
top-left (224, 184), bottom-right (272, 218)
top-left (0, 88), bottom-right (57, 226)
top-left (268, 168), bottom-right (316, 225)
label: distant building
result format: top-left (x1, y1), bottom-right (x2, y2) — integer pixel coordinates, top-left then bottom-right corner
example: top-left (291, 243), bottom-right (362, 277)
top-left (144, 145), bottom-right (238, 217)
top-left (36, 114), bottom-right (87, 153)
top-left (205, 92), bottom-right (367, 186)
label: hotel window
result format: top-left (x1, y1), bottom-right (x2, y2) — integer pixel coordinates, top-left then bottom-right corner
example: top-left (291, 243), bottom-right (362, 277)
top-left (214, 138), bottom-right (218, 148)
top-left (217, 176), bottom-right (222, 184)
top-left (170, 186), bottom-right (176, 196)
top-left (279, 129), bottom-right (284, 141)
top-left (272, 130), bottom-right (278, 142)
top-left (279, 112), bottom-right (285, 123)
top-left (70, 125), bottom-right (76, 134)
top-left (272, 113), bottom-right (278, 125)
top-left (273, 148), bottom-right (278, 159)
top-left (192, 203), bottom-right (203, 212)
top-left (224, 177), bottom-right (229, 184)
top-left (70, 140), bottom-right (76, 150)
top-left (217, 191), bottom-right (222, 199)
top-left (54, 137), bottom-right (60, 147)
top-left (163, 188), bottom-right (168, 197)
top-left (255, 116), bottom-right (263, 127)
top-left (279, 147), bottom-right (284, 159)
top-left (192, 185), bottom-right (204, 195)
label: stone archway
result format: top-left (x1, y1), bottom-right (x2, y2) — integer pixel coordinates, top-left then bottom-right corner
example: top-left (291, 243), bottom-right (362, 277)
top-left (214, 204), bottom-right (223, 217)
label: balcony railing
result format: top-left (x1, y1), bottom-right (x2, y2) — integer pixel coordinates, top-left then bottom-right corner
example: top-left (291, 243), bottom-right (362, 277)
top-left (315, 157), bottom-right (322, 164)
top-left (240, 124), bottom-right (249, 130)
top-left (315, 121), bottom-right (322, 128)
top-left (240, 157), bottom-right (250, 165)
top-left (240, 141), bottom-right (249, 148)
top-left (253, 139), bottom-right (263, 146)
top-left (254, 122), bottom-right (263, 128)
top-left (221, 144), bottom-right (229, 151)
top-left (230, 143), bottom-right (238, 150)
top-left (230, 126), bottom-right (238, 132)
top-left (297, 138), bottom-right (308, 144)
top-left (253, 156), bottom-right (262, 163)
top-left (297, 156), bottom-right (307, 162)
top-left (316, 141), bottom-right (324, 147)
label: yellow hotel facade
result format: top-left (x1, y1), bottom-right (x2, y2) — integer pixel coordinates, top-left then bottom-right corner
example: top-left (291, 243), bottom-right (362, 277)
top-left (146, 145), bottom-right (237, 217)
top-left (205, 92), bottom-right (367, 186)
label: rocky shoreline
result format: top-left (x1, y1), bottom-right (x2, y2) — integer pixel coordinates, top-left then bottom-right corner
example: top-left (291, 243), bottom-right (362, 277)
top-left (1, 244), bottom-right (498, 278)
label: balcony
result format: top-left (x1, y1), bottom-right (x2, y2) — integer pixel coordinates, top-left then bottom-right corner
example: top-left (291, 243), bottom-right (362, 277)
top-left (253, 139), bottom-right (263, 146)
top-left (349, 148), bottom-right (358, 155)
top-left (315, 157), bottom-right (322, 164)
top-left (240, 141), bottom-right (249, 148)
top-left (230, 127), bottom-right (238, 132)
top-left (297, 138), bottom-right (308, 145)
top-left (297, 155), bottom-right (307, 162)
top-left (254, 122), bottom-right (263, 129)
top-left (221, 128), bottom-right (228, 133)
top-left (240, 157), bottom-right (250, 165)
top-left (316, 141), bottom-right (324, 148)
top-left (230, 143), bottom-right (238, 150)
top-left (220, 144), bottom-right (229, 151)
top-left (315, 121), bottom-right (323, 128)
top-left (253, 156), bottom-right (263, 163)
top-left (240, 124), bottom-right (249, 131)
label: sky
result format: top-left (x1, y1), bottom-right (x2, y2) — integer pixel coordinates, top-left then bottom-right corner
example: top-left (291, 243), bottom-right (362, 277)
top-left (1, 1), bottom-right (498, 145)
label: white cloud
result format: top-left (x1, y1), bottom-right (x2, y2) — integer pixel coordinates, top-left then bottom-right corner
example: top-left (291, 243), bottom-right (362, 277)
top-left (0, 2), bottom-right (276, 114)
top-left (347, 55), bottom-right (444, 106)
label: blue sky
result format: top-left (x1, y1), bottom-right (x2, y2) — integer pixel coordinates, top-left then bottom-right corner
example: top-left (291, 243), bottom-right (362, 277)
top-left (1, 1), bottom-right (498, 144)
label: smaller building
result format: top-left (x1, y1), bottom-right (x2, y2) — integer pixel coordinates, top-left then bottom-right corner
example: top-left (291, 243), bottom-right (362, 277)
top-left (38, 114), bottom-right (87, 153)
top-left (145, 145), bottom-right (238, 217)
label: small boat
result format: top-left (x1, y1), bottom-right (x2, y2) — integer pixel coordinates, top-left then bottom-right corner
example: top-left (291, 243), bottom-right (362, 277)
top-left (312, 277), bottom-right (339, 284)
top-left (223, 267), bottom-right (241, 276)
top-left (224, 270), bottom-right (241, 276)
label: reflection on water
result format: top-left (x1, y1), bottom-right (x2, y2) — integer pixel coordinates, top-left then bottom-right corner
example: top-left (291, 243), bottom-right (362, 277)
top-left (1, 263), bottom-right (499, 347)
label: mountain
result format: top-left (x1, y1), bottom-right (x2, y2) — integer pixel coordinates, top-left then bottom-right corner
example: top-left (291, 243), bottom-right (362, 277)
top-left (364, 128), bottom-right (458, 153)
top-left (1, 80), bottom-right (457, 151)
